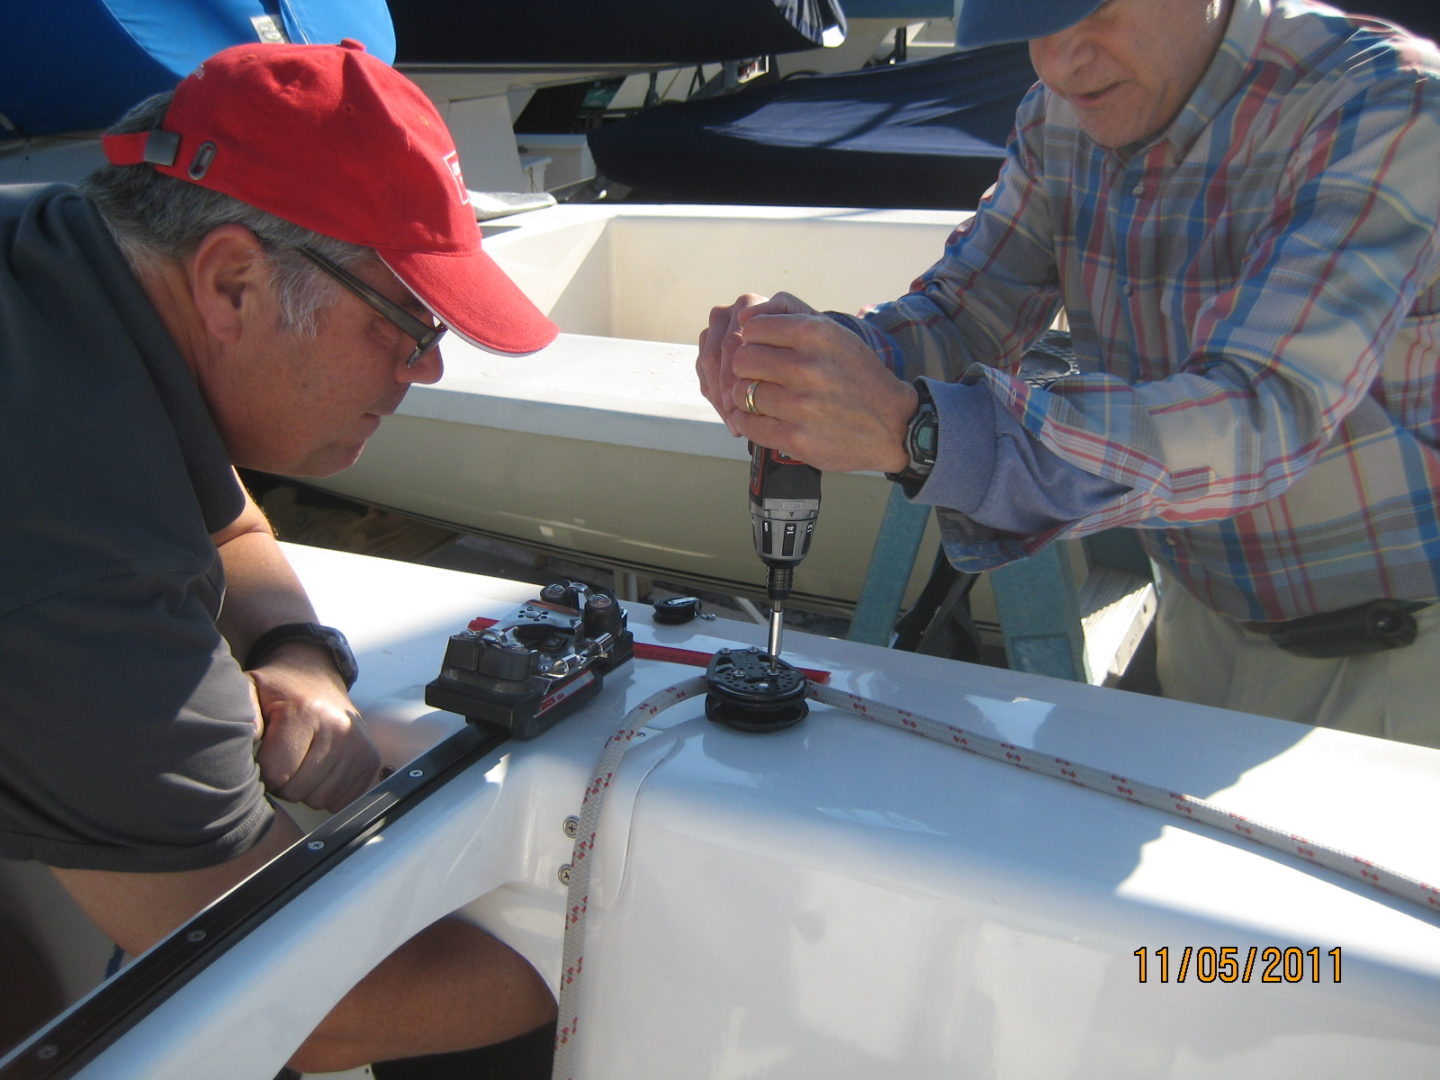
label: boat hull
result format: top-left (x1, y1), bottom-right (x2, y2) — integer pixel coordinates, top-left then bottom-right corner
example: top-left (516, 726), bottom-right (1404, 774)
top-left (300, 203), bottom-right (971, 611)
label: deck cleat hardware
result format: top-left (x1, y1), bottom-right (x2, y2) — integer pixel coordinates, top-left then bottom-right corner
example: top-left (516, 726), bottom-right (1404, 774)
top-left (704, 647), bottom-right (809, 733)
top-left (651, 595), bottom-right (715, 625)
top-left (425, 579), bottom-right (634, 738)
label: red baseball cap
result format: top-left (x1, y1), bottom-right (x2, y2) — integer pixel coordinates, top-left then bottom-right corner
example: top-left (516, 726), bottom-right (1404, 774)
top-left (102, 39), bottom-right (557, 356)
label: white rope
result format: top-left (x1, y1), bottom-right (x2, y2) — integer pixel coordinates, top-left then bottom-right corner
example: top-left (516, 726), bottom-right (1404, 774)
top-left (551, 676), bottom-right (709, 1080)
top-left (551, 674), bottom-right (1439, 1078)
top-left (806, 682), bottom-right (1440, 917)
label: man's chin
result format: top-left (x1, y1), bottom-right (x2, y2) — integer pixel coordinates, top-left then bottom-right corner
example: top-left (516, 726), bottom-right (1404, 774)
top-left (274, 440), bottom-right (368, 479)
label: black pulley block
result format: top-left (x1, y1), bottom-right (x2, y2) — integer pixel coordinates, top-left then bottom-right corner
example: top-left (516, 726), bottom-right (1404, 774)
top-left (704, 647), bottom-right (809, 733)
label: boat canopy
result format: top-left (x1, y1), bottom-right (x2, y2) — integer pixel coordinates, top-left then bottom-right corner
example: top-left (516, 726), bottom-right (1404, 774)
top-left (586, 44), bottom-right (1036, 210)
top-left (387, 0), bottom-right (847, 65)
top-left (0, 0), bottom-right (395, 140)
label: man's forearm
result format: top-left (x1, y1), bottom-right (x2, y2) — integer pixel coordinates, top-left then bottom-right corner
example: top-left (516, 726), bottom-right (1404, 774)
top-left (213, 479), bottom-right (318, 656)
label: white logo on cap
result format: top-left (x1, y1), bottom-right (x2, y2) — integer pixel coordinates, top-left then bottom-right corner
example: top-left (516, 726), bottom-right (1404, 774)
top-left (444, 151), bottom-right (471, 207)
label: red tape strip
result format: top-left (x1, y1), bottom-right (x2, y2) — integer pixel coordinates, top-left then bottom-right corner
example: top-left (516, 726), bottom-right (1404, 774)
top-left (464, 616), bottom-right (831, 683)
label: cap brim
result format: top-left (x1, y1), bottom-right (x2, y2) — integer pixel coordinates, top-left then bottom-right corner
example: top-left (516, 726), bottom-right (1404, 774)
top-left (380, 246), bottom-right (558, 356)
top-left (955, 0), bottom-right (1105, 49)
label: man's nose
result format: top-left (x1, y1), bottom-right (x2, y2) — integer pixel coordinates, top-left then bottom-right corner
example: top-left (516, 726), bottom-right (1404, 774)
top-left (402, 342), bottom-right (444, 385)
top-left (1031, 24), bottom-right (1098, 82)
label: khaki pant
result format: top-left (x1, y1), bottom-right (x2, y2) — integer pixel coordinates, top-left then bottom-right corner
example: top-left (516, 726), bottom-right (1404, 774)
top-left (1154, 576), bottom-right (1440, 751)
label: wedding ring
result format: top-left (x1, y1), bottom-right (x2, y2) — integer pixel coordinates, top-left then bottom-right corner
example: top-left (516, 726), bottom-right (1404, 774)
top-left (744, 379), bottom-right (762, 416)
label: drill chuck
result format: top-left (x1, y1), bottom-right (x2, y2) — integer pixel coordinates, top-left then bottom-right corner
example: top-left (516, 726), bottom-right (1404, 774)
top-left (749, 444), bottom-right (822, 570)
top-left (766, 565), bottom-right (795, 602)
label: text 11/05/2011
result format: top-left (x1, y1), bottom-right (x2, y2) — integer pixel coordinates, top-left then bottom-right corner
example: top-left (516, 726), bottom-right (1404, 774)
top-left (1135, 946), bottom-right (1341, 984)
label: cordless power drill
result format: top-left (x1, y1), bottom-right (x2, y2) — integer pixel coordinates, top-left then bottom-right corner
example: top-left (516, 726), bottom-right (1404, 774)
top-left (748, 441), bottom-right (822, 666)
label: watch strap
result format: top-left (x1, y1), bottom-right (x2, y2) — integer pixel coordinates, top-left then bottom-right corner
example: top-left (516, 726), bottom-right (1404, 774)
top-left (885, 378), bottom-right (939, 493)
top-left (244, 622), bottom-right (358, 689)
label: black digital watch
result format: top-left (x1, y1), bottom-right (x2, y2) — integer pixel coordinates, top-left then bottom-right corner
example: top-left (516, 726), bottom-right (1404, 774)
top-left (884, 378), bottom-right (939, 495)
top-left (244, 622), bottom-right (359, 689)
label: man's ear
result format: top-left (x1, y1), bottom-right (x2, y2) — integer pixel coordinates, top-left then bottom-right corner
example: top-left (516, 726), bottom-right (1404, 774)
top-left (187, 224), bottom-right (268, 345)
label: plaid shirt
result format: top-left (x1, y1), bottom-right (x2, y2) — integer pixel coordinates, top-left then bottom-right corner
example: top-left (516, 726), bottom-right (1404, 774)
top-left (852, 0), bottom-right (1440, 621)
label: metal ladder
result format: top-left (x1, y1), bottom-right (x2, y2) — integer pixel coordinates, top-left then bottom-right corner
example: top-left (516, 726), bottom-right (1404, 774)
top-left (847, 487), bottom-right (1155, 685)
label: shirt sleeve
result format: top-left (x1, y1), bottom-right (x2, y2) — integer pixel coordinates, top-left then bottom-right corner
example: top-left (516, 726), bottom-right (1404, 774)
top-left (0, 568), bottom-right (273, 872)
top-left (914, 376), bottom-right (1132, 534)
top-left (830, 313), bottom-right (1131, 542)
top-left (857, 84), bottom-right (1071, 385)
top-left (849, 66), bottom-right (1440, 573)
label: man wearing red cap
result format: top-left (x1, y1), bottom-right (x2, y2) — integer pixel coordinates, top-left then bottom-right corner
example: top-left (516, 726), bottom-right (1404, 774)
top-left (698, 0), bottom-right (1440, 747)
top-left (0, 41), bottom-right (557, 1073)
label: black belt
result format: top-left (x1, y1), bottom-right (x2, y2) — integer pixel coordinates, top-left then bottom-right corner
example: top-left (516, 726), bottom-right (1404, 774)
top-left (1239, 599), bottom-right (1431, 659)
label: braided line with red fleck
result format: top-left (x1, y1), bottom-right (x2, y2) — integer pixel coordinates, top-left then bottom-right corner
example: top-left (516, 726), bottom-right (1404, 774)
top-left (808, 681), bottom-right (1440, 918)
top-left (552, 676), bottom-right (709, 1080)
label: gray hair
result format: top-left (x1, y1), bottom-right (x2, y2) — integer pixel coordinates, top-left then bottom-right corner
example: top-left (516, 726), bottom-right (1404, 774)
top-left (81, 91), bottom-right (373, 337)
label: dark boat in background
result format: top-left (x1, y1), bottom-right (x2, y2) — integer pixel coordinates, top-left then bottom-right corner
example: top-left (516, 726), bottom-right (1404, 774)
top-left (587, 43), bottom-right (1034, 211)
top-left (582, 0), bottom-right (1439, 211)
top-left (388, 0), bottom-right (845, 65)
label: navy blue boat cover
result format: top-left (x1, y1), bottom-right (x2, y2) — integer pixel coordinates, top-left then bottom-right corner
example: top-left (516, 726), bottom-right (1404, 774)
top-left (0, 0), bottom-right (394, 139)
top-left (387, 0), bottom-right (846, 65)
top-left (585, 0), bottom-right (1438, 212)
top-left (587, 45), bottom-right (1036, 210)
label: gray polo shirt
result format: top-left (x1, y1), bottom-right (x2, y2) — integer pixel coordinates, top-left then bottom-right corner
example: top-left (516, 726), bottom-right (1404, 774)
top-left (0, 184), bottom-right (271, 872)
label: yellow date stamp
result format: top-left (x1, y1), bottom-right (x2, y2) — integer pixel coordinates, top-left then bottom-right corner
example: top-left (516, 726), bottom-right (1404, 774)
top-left (1134, 946), bottom-right (1341, 984)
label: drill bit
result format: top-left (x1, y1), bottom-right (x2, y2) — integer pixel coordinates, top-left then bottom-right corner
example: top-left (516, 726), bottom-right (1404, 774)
top-left (766, 566), bottom-right (792, 670)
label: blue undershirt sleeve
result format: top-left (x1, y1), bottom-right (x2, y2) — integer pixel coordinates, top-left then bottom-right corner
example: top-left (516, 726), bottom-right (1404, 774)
top-left (824, 311), bottom-right (1131, 536)
top-left (908, 378), bottom-right (1132, 535)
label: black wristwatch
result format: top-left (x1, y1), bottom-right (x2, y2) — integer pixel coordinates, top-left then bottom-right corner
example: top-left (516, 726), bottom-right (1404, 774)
top-left (244, 622), bottom-right (359, 689)
top-left (884, 378), bottom-right (939, 494)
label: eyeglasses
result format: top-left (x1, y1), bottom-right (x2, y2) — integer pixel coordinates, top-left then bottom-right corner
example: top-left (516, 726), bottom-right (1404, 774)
top-left (296, 247), bottom-right (447, 368)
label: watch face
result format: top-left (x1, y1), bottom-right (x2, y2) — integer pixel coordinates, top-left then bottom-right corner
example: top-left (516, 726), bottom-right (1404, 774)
top-left (909, 404), bottom-right (938, 468)
top-left (319, 627), bottom-right (359, 686)
top-left (914, 419), bottom-right (938, 456)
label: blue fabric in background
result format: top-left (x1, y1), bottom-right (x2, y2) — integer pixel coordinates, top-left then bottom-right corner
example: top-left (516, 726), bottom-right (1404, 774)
top-left (0, 0), bottom-right (395, 139)
top-left (587, 44), bottom-right (1035, 210)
